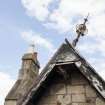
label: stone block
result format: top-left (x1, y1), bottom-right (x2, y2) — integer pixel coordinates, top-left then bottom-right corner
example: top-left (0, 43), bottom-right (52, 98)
top-left (39, 104), bottom-right (55, 105)
top-left (72, 94), bottom-right (86, 102)
top-left (72, 103), bottom-right (95, 105)
top-left (71, 71), bottom-right (88, 85)
top-left (67, 85), bottom-right (85, 94)
top-left (51, 84), bottom-right (66, 94)
top-left (4, 100), bottom-right (16, 105)
top-left (96, 97), bottom-right (105, 105)
top-left (86, 85), bottom-right (97, 97)
top-left (57, 94), bottom-right (71, 105)
top-left (39, 95), bottom-right (57, 104)
top-left (72, 103), bottom-right (78, 105)
top-left (86, 97), bottom-right (96, 103)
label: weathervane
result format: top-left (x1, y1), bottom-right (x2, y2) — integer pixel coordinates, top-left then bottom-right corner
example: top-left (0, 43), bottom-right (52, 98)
top-left (72, 14), bottom-right (89, 47)
top-left (27, 41), bottom-right (35, 53)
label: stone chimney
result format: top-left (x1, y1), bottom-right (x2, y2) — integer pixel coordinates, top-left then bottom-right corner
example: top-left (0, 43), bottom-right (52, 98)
top-left (5, 44), bottom-right (40, 105)
top-left (18, 52), bottom-right (40, 80)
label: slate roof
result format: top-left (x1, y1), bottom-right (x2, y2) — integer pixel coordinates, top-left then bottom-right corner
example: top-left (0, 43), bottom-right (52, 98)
top-left (5, 80), bottom-right (21, 100)
top-left (18, 39), bottom-right (105, 105)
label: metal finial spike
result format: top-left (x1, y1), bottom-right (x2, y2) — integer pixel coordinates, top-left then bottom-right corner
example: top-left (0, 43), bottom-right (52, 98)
top-left (72, 14), bottom-right (89, 47)
top-left (31, 43), bottom-right (35, 49)
top-left (27, 42), bottom-right (35, 53)
top-left (72, 34), bottom-right (80, 47)
top-left (84, 13), bottom-right (89, 24)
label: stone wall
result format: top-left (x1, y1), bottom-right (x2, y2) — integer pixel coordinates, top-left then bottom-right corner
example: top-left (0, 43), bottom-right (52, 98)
top-left (37, 69), bottom-right (105, 105)
top-left (4, 100), bottom-right (16, 105)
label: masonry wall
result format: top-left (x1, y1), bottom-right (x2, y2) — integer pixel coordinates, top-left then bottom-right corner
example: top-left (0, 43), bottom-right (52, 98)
top-left (4, 100), bottom-right (16, 105)
top-left (36, 68), bottom-right (105, 105)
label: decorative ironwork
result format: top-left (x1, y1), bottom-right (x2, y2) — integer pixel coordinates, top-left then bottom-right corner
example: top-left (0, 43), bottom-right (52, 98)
top-left (72, 14), bottom-right (89, 47)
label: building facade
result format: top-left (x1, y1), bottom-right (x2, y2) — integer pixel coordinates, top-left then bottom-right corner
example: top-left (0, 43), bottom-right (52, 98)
top-left (5, 40), bottom-right (105, 105)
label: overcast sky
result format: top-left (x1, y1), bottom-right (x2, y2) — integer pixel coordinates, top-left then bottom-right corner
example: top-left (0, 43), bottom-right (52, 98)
top-left (0, 0), bottom-right (105, 104)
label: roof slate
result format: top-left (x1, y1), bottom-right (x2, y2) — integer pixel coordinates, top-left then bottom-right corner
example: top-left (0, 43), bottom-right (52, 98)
top-left (6, 80), bottom-right (21, 100)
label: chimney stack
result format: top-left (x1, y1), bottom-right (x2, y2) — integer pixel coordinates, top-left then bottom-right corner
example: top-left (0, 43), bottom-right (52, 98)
top-left (5, 44), bottom-right (40, 105)
top-left (18, 44), bottom-right (40, 80)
